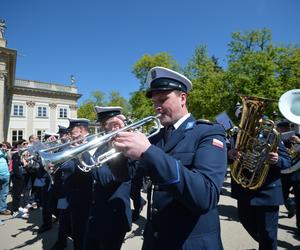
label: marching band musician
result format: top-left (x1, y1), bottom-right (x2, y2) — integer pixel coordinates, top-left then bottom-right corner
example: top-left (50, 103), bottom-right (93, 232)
top-left (228, 111), bottom-right (291, 250)
top-left (85, 106), bottom-right (135, 250)
top-left (277, 120), bottom-right (296, 218)
top-left (280, 122), bottom-right (300, 236)
top-left (50, 125), bottom-right (72, 250)
top-left (113, 67), bottom-right (228, 250)
top-left (62, 118), bottom-right (94, 250)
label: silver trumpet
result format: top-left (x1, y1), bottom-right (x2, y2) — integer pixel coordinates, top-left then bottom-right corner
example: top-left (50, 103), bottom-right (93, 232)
top-left (31, 114), bottom-right (161, 172)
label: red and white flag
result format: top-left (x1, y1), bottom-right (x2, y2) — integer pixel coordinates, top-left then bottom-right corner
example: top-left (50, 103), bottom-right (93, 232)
top-left (212, 138), bottom-right (224, 149)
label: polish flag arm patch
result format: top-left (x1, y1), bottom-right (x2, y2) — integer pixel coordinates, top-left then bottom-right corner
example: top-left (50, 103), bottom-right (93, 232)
top-left (212, 138), bottom-right (224, 149)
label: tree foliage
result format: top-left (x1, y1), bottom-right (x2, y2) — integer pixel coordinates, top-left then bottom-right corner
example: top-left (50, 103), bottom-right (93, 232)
top-left (130, 52), bottom-right (179, 119)
top-left (132, 52), bottom-right (180, 90)
top-left (77, 90), bottom-right (130, 121)
top-left (78, 29), bottom-right (300, 124)
top-left (226, 28), bottom-right (300, 118)
top-left (184, 46), bottom-right (229, 120)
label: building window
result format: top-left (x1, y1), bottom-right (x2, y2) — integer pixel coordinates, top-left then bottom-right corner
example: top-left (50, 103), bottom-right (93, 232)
top-left (37, 130), bottom-right (45, 141)
top-left (37, 106), bottom-right (47, 118)
top-left (13, 104), bottom-right (24, 116)
top-left (12, 130), bottom-right (23, 143)
top-left (59, 107), bottom-right (68, 118)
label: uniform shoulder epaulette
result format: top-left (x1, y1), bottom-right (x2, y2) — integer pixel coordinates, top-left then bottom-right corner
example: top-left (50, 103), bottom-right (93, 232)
top-left (196, 119), bottom-right (213, 125)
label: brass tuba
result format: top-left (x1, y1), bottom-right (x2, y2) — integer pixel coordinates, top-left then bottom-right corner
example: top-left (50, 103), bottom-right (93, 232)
top-left (279, 89), bottom-right (300, 174)
top-left (230, 95), bottom-right (280, 190)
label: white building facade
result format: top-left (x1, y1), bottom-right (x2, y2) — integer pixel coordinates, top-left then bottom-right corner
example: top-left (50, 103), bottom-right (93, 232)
top-left (8, 79), bottom-right (81, 143)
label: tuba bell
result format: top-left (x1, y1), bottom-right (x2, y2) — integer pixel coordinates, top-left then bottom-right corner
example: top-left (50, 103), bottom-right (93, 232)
top-left (230, 95), bottom-right (280, 190)
top-left (279, 89), bottom-right (300, 174)
top-left (278, 89), bottom-right (300, 125)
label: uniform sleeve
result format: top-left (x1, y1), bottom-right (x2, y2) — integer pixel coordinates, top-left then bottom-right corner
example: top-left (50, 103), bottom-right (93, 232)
top-left (276, 140), bottom-right (291, 170)
top-left (140, 126), bottom-right (227, 213)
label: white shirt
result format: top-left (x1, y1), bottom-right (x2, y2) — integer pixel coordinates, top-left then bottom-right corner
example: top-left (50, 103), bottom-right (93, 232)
top-left (173, 113), bottom-right (191, 130)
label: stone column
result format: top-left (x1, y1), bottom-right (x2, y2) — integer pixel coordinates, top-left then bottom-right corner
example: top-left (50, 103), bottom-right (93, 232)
top-left (26, 101), bottom-right (35, 137)
top-left (69, 104), bottom-right (78, 118)
top-left (0, 74), bottom-right (5, 141)
top-left (49, 103), bottom-right (57, 133)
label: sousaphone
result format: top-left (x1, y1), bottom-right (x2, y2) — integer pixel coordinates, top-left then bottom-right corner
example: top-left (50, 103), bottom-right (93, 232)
top-left (279, 89), bottom-right (300, 125)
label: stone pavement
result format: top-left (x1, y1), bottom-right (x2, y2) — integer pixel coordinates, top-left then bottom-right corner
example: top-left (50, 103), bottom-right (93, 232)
top-left (1, 177), bottom-right (300, 250)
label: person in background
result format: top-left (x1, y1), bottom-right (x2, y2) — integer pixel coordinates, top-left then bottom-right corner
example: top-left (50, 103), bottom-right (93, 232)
top-left (64, 118), bottom-right (93, 250)
top-left (114, 67), bottom-right (228, 250)
top-left (276, 120), bottom-right (296, 218)
top-left (228, 113), bottom-right (291, 250)
top-left (11, 139), bottom-right (30, 219)
top-left (50, 125), bottom-right (72, 250)
top-left (85, 107), bottom-right (135, 250)
top-left (0, 142), bottom-right (11, 215)
top-left (27, 134), bottom-right (40, 209)
top-left (281, 127), bottom-right (300, 235)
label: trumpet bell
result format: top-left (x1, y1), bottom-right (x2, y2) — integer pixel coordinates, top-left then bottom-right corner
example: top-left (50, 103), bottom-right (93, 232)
top-left (279, 89), bottom-right (300, 125)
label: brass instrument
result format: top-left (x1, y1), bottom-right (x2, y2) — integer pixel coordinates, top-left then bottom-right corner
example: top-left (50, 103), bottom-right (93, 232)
top-left (30, 115), bottom-right (161, 172)
top-left (230, 95), bottom-right (280, 190)
top-left (279, 89), bottom-right (300, 174)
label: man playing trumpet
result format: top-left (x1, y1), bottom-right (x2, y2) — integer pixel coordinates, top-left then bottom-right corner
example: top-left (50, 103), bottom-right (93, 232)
top-left (85, 106), bottom-right (135, 250)
top-left (113, 67), bottom-right (228, 250)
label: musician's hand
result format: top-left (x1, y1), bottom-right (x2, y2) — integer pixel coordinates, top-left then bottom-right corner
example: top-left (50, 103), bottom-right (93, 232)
top-left (228, 149), bottom-right (241, 161)
top-left (113, 131), bottom-right (151, 160)
top-left (290, 135), bottom-right (300, 144)
top-left (267, 152), bottom-right (279, 165)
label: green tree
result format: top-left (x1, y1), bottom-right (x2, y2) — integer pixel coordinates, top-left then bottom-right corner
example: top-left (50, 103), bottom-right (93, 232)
top-left (184, 45), bottom-right (229, 120)
top-left (225, 28), bottom-right (290, 118)
top-left (77, 101), bottom-right (97, 121)
top-left (77, 90), bottom-right (130, 121)
top-left (107, 91), bottom-right (131, 115)
top-left (130, 52), bottom-right (180, 119)
top-left (132, 52), bottom-right (180, 90)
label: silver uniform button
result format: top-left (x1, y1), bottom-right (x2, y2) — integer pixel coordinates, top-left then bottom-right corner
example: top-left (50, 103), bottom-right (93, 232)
top-left (152, 208), bottom-right (158, 214)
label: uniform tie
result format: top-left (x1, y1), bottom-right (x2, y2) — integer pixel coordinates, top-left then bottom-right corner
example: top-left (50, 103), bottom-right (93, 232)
top-left (164, 125), bottom-right (174, 143)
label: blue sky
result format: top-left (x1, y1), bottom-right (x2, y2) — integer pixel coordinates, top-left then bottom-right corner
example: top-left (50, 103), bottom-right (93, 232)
top-left (1, 0), bottom-right (300, 103)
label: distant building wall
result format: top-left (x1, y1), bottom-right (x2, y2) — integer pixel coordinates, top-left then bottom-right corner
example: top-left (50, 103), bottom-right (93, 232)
top-left (8, 79), bottom-right (81, 144)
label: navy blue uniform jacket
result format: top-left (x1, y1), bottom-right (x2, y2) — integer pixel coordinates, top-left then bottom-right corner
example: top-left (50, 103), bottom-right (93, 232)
top-left (140, 115), bottom-right (227, 250)
top-left (231, 140), bottom-right (291, 205)
top-left (87, 143), bottom-right (134, 240)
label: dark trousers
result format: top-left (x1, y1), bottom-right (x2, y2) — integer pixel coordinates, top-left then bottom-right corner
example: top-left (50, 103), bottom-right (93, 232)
top-left (56, 209), bottom-right (71, 245)
top-left (22, 174), bottom-right (32, 207)
top-left (130, 175), bottom-right (144, 212)
top-left (41, 185), bottom-right (58, 227)
top-left (11, 176), bottom-right (24, 212)
top-left (237, 200), bottom-right (279, 250)
top-left (292, 181), bottom-right (300, 229)
top-left (69, 205), bottom-right (90, 250)
top-left (85, 231), bottom-right (126, 250)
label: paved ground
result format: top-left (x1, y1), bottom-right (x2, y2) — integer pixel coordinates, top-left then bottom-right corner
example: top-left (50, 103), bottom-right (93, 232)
top-left (1, 177), bottom-right (300, 250)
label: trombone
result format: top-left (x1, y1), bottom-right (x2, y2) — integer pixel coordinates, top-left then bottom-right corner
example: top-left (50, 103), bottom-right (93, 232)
top-left (30, 114), bottom-right (161, 172)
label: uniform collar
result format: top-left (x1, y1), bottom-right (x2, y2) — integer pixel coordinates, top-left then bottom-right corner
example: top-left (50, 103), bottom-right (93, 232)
top-left (173, 113), bottom-right (191, 130)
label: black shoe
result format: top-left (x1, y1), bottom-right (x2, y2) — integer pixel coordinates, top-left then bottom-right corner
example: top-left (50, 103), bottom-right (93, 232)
top-left (37, 225), bottom-right (52, 234)
top-left (288, 211), bottom-right (296, 218)
top-left (49, 241), bottom-right (67, 250)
